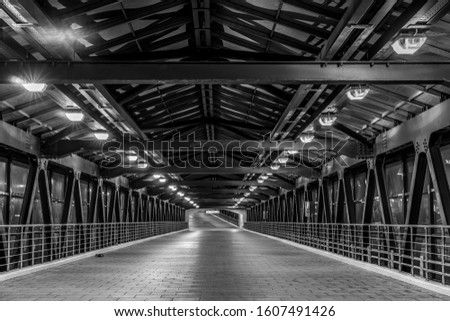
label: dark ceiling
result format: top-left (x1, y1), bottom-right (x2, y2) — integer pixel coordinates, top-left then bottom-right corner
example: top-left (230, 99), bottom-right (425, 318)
top-left (0, 0), bottom-right (450, 208)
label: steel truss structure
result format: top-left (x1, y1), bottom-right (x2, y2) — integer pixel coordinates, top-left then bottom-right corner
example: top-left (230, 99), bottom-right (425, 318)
top-left (247, 99), bottom-right (450, 285)
top-left (217, 210), bottom-right (240, 227)
top-left (1, 0), bottom-right (450, 281)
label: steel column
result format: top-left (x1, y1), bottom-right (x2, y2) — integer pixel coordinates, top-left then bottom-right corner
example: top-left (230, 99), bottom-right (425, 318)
top-left (61, 172), bottom-right (75, 224)
top-left (426, 143), bottom-right (450, 227)
top-left (375, 158), bottom-right (393, 225)
top-left (18, 161), bottom-right (38, 225)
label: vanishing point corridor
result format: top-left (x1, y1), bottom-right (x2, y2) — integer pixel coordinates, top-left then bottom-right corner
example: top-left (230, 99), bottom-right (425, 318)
top-left (0, 214), bottom-right (448, 301)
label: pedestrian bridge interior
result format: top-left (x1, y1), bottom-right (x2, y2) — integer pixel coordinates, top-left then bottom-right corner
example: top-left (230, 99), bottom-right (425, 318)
top-left (0, 0), bottom-right (450, 301)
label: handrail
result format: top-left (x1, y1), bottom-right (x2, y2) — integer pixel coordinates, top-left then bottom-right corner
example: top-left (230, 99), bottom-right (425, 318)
top-left (245, 222), bottom-right (450, 286)
top-left (0, 222), bottom-right (188, 273)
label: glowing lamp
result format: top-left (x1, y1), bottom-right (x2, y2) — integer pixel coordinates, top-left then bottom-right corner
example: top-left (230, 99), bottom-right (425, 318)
top-left (65, 110), bottom-right (84, 122)
top-left (22, 83), bottom-right (47, 92)
top-left (94, 132), bottom-right (109, 140)
top-left (300, 132), bottom-right (315, 143)
top-left (270, 163), bottom-right (280, 171)
top-left (346, 86), bottom-right (369, 100)
top-left (138, 162), bottom-right (148, 169)
top-left (319, 115), bottom-right (337, 127)
top-left (277, 156), bottom-right (289, 164)
top-left (127, 155), bottom-right (138, 162)
top-left (391, 35), bottom-right (426, 55)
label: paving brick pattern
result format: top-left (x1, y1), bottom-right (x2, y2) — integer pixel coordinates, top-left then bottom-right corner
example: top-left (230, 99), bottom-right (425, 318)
top-left (0, 214), bottom-right (448, 301)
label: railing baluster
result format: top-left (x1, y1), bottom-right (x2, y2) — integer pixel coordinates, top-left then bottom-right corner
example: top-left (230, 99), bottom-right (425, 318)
top-left (442, 227), bottom-right (445, 285)
top-left (242, 222), bottom-right (450, 286)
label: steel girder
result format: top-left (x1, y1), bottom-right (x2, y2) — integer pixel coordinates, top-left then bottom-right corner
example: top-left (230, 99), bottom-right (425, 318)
top-left (1, 61), bottom-right (450, 85)
top-left (44, 138), bottom-right (363, 159)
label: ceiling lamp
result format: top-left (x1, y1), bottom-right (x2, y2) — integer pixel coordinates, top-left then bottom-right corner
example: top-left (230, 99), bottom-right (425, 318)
top-left (257, 178), bottom-right (264, 184)
top-left (277, 156), bottom-right (289, 164)
top-left (287, 150), bottom-right (299, 155)
top-left (65, 109), bottom-right (84, 122)
top-left (189, 200), bottom-right (194, 204)
top-left (153, 174), bottom-right (161, 179)
top-left (127, 155), bottom-right (138, 162)
top-left (391, 33), bottom-right (427, 55)
top-left (319, 113), bottom-right (337, 127)
top-left (346, 86), bottom-right (369, 101)
top-left (22, 83), bottom-right (47, 92)
top-left (185, 197), bottom-right (191, 201)
top-left (300, 132), bottom-right (315, 143)
top-left (244, 193), bottom-right (250, 197)
top-left (260, 174), bottom-right (269, 180)
top-left (159, 177), bottom-right (167, 183)
top-left (249, 186), bottom-right (257, 191)
top-left (169, 185), bottom-right (177, 191)
top-left (94, 131), bottom-right (109, 140)
top-left (137, 162), bottom-right (148, 169)
top-left (177, 191), bottom-right (184, 197)
top-left (270, 163), bottom-right (280, 171)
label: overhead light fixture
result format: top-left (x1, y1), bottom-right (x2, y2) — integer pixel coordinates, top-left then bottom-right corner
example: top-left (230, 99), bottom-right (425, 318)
top-left (287, 150), bottom-right (299, 155)
top-left (153, 174), bottom-right (161, 179)
top-left (277, 156), bottom-right (289, 164)
top-left (185, 197), bottom-right (191, 201)
top-left (177, 191), bottom-right (184, 197)
top-left (138, 162), bottom-right (148, 169)
top-left (65, 109), bottom-right (84, 122)
top-left (249, 186), bottom-right (257, 191)
top-left (94, 131), bottom-right (109, 140)
top-left (270, 163), bottom-right (280, 171)
top-left (244, 193), bottom-right (250, 197)
top-left (159, 177), bottom-right (167, 183)
top-left (260, 174), bottom-right (269, 180)
top-left (391, 33), bottom-right (427, 55)
top-left (22, 83), bottom-right (47, 92)
top-left (300, 132), bottom-right (315, 143)
top-left (257, 178), bottom-right (264, 184)
top-left (319, 113), bottom-right (337, 127)
top-left (189, 200), bottom-right (194, 204)
top-left (346, 86), bottom-right (369, 101)
top-left (169, 185), bottom-right (177, 191)
top-left (127, 155), bottom-right (138, 162)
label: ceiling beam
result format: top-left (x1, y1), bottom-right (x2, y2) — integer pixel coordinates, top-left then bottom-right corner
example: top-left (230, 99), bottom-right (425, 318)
top-left (102, 166), bottom-right (319, 178)
top-left (131, 179), bottom-right (294, 190)
top-left (96, 85), bottom-right (149, 140)
top-left (44, 138), bottom-right (361, 158)
top-left (332, 122), bottom-right (372, 147)
top-left (146, 186), bottom-right (278, 197)
top-left (2, 61), bottom-right (450, 85)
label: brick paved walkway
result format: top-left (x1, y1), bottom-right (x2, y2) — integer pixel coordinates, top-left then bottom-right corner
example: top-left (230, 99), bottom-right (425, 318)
top-left (0, 214), bottom-right (448, 301)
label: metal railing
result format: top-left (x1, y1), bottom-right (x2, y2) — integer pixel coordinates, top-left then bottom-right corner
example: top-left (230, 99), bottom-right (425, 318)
top-left (0, 222), bottom-right (188, 273)
top-left (245, 222), bottom-right (450, 286)
top-left (216, 213), bottom-right (239, 227)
